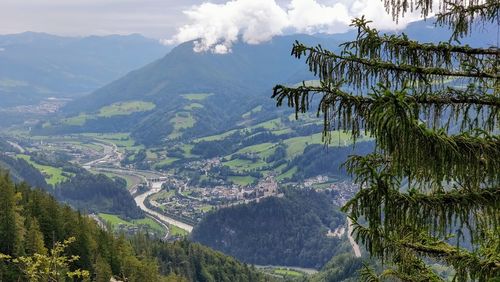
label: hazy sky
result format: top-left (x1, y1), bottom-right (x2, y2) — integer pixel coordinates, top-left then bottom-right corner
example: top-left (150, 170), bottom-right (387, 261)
top-left (1, 0), bottom-right (425, 52)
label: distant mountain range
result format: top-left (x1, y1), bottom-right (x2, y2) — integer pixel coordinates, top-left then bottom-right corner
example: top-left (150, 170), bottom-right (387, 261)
top-left (35, 19), bottom-right (496, 144)
top-left (63, 33), bottom-right (338, 113)
top-left (40, 33), bottom-right (341, 144)
top-left (0, 32), bottom-right (170, 107)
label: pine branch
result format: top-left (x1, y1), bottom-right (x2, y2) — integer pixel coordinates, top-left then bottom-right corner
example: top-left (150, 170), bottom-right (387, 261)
top-left (349, 219), bottom-right (500, 281)
top-left (274, 83), bottom-right (500, 135)
top-left (382, 0), bottom-right (500, 40)
top-left (291, 42), bottom-right (498, 92)
top-left (365, 93), bottom-right (500, 187)
top-left (436, 0), bottom-right (500, 40)
top-left (401, 240), bottom-right (500, 281)
top-left (274, 84), bottom-right (500, 109)
top-left (344, 17), bottom-right (499, 73)
top-left (275, 83), bottom-right (500, 186)
top-left (273, 1), bottom-right (499, 278)
top-left (382, 0), bottom-right (496, 21)
top-left (345, 178), bottom-right (500, 241)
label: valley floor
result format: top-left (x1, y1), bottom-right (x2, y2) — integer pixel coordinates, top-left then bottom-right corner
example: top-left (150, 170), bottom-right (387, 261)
top-left (2, 126), bottom-right (363, 260)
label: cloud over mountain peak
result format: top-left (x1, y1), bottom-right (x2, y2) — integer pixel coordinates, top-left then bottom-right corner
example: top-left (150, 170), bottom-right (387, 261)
top-left (166, 0), bottom-right (423, 54)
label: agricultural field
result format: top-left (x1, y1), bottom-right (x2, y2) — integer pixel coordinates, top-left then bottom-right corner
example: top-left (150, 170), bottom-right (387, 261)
top-left (98, 213), bottom-right (166, 237)
top-left (195, 129), bottom-right (238, 142)
top-left (276, 167), bottom-right (298, 181)
top-left (81, 133), bottom-right (143, 152)
top-left (150, 190), bottom-right (176, 201)
top-left (228, 175), bottom-right (256, 186)
top-left (181, 93), bottom-right (213, 101)
top-left (186, 114), bottom-right (372, 183)
top-left (61, 113), bottom-right (90, 126)
top-left (241, 105), bottom-right (263, 119)
top-left (223, 158), bottom-right (267, 172)
top-left (273, 268), bottom-right (304, 277)
top-left (250, 118), bottom-right (282, 130)
top-left (168, 112), bottom-right (196, 139)
top-left (183, 103), bottom-right (204, 110)
top-left (95, 171), bottom-right (142, 189)
top-left (97, 101), bottom-right (155, 117)
top-left (59, 101), bottom-right (155, 126)
top-left (257, 266), bottom-right (309, 279)
top-left (169, 224), bottom-right (189, 237)
top-left (153, 157), bottom-right (179, 168)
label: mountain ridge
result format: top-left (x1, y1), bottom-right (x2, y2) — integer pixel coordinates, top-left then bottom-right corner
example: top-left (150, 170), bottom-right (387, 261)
top-left (0, 32), bottom-right (170, 107)
top-left (38, 19), bottom-right (496, 144)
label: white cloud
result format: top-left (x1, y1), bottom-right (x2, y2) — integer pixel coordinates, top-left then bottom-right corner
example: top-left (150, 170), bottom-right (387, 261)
top-left (287, 0), bottom-right (351, 34)
top-left (167, 0), bottom-right (427, 53)
top-left (167, 0), bottom-right (289, 53)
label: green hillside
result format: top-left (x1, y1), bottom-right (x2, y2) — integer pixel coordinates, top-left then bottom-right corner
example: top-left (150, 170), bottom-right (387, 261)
top-left (191, 189), bottom-right (349, 269)
top-left (0, 172), bottom-right (270, 282)
top-left (32, 35), bottom-right (344, 145)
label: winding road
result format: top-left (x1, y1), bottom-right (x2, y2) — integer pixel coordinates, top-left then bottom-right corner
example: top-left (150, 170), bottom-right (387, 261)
top-left (347, 218), bottom-right (362, 257)
top-left (134, 188), bottom-right (194, 233)
top-left (82, 139), bottom-right (194, 235)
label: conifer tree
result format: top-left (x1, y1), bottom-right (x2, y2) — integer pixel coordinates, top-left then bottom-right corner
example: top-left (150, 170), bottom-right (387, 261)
top-left (24, 217), bottom-right (47, 256)
top-left (0, 173), bottom-right (25, 257)
top-left (93, 255), bottom-right (112, 282)
top-left (273, 0), bottom-right (499, 280)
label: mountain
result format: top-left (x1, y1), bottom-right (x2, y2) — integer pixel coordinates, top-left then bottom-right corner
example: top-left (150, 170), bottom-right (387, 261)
top-left (39, 18), bottom-right (496, 146)
top-left (0, 32), bottom-right (170, 107)
top-left (191, 189), bottom-right (350, 269)
top-left (62, 34), bottom-right (337, 113)
top-left (39, 34), bottom-right (341, 144)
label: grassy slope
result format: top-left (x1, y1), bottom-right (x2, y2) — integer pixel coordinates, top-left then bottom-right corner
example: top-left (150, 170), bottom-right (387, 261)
top-left (16, 154), bottom-right (68, 185)
top-left (60, 101), bottom-right (156, 126)
top-left (98, 101), bottom-right (156, 117)
top-left (195, 115), bottom-right (370, 181)
top-left (99, 213), bottom-right (166, 235)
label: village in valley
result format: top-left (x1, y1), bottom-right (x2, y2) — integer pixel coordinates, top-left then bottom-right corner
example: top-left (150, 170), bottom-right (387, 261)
top-left (2, 129), bottom-right (360, 240)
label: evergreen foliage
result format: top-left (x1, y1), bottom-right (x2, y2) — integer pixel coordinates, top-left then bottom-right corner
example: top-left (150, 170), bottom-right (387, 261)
top-left (0, 154), bottom-right (48, 189)
top-left (273, 0), bottom-right (499, 280)
top-left (192, 189), bottom-right (347, 268)
top-left (55, 172), bottom-right (144, 220)
top-left (0, 172), bottom-right (271, 281)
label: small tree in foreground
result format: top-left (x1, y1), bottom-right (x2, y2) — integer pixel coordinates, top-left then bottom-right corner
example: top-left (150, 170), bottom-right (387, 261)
top-left (273, 0), bottom-right (499, 280)
top-left (1, 237), bottom-right (90, 282)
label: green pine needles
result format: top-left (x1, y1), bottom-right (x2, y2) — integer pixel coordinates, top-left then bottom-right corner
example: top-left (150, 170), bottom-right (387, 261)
top-left (273, 0), bottom-right (499, 280)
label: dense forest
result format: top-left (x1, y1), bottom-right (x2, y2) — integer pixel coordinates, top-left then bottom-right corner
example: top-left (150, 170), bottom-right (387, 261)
top-left (285, 142), bottom-right (374, 181)
top-left (192, 189), bottom-right (347, 268)
top-left (0, 154), bottom-right (48, 189)
top-left (0, 172), bottom-right (271, 281)
top-left (55, 172), bottom-right (144, 220)
top-left (0, 150), bottom-right (144, 221)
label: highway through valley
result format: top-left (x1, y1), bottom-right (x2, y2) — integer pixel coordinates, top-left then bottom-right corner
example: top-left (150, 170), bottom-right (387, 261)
top-left (83, 139), bottom-right (194, 234)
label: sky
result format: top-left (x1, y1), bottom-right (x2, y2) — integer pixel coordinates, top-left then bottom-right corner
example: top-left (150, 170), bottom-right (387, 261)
top-left (0, 0), bottom-right (425, 53)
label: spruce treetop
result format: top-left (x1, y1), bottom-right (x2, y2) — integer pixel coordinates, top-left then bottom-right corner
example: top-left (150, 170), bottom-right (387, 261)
top-left (273, 0), bottom-right (499, 280)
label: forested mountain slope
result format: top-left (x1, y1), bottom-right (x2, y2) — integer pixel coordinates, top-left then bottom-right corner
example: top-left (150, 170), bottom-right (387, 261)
top-left (39, 19), bottom-right (496, 146)
top-left (191, 189), bottom-right (350, 269)
top-left (42, 34), bottom-right (336, 145)
top-left (0, 153), bottom-right (48, 189)
top-left (0, 172), bottom-right (270, 282)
